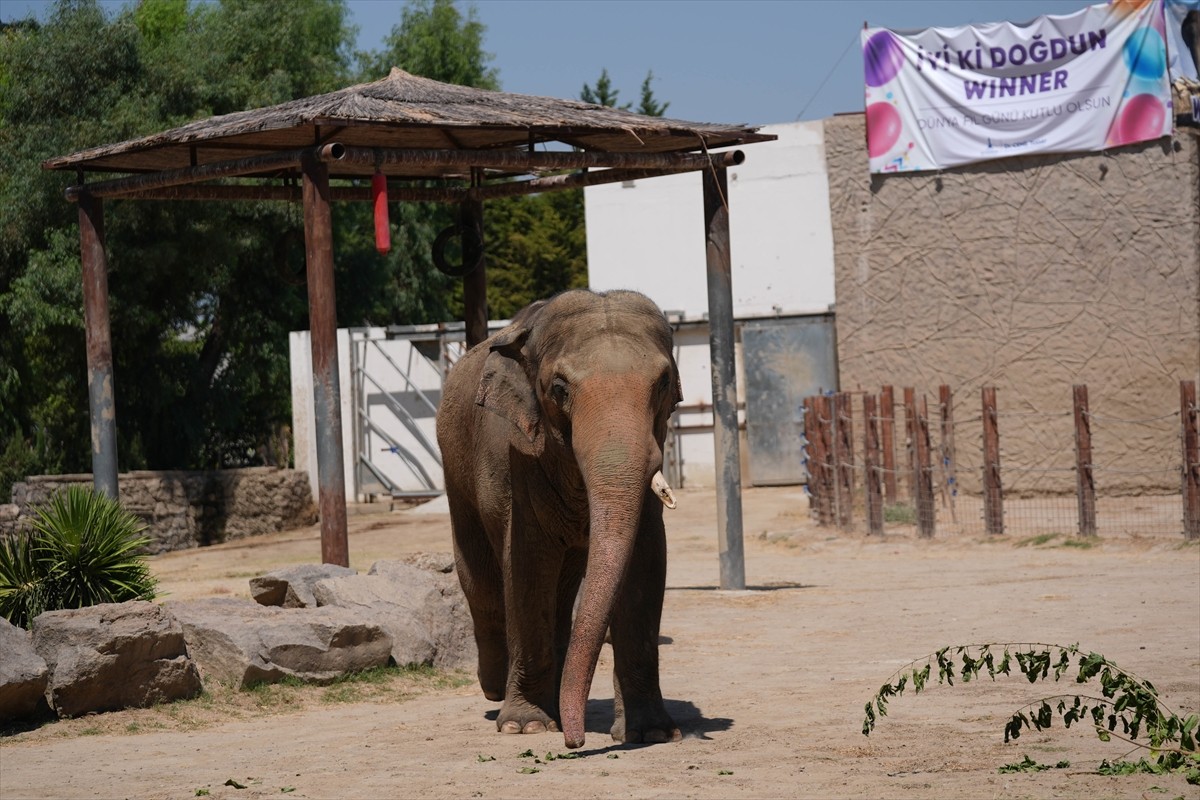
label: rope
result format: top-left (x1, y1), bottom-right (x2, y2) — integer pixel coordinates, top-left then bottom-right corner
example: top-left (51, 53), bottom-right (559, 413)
top-left (1085, 410), bottom-right (1180, 424)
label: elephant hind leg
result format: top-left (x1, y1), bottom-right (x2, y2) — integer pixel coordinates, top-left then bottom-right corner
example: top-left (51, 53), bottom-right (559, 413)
top-left (449, 500), bottom-right (507, 701)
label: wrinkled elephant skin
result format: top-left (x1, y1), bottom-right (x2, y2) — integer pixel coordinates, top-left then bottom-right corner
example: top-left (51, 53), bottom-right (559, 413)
top-left (436, 289), bottom-right (684, 749)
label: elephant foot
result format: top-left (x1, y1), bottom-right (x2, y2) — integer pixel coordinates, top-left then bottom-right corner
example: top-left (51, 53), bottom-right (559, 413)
top-left (611, 708), bottom-right (681, 745)
top-left (477, 648), bottom-right (508, 702)
top-left (497, 699), bottom-right (559, 735)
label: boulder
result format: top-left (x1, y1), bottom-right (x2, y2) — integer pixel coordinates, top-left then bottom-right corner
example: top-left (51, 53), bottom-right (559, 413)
top-left (0, 617), bottom-right (50, 722)
top-left (313, 559), bottom-right (476, 670)
top-left (168, 597), bottom-right (391, 688)
top-left (31, 601), bottom-right (202, 718)
top-left (249, 563), bottom-right (358, 608)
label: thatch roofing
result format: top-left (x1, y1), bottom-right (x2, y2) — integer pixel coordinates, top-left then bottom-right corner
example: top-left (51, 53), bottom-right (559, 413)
top-left (43, 67), bottom-right (773, 182)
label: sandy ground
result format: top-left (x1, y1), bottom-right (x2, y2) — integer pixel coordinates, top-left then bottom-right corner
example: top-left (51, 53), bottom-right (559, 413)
top-left (2, 486), bottom-right (1198, 800)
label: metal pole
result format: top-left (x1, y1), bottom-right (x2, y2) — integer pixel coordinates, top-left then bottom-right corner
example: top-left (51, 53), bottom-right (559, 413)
top-left (301, 152), bottom-right (349, 567)
top-left (77, 190), bottom-right (119, 499)
top-left (702, 166), bottom-right (744, 590)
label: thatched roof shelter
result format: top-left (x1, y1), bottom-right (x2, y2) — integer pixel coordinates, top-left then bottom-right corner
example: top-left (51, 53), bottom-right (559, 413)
top-left (46, 68), bottom-right (771, 585)
top-left (45, 67), bottom-right (772, 183)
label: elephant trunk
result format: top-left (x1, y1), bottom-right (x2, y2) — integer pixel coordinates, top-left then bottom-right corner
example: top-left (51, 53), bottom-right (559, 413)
top-left (559, 389), bottom-right (657, 749)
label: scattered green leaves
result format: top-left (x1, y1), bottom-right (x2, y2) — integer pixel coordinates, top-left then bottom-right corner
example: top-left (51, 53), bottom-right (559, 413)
top-left (476, 754), bottom-right (495, 763)
top-left (281, 789), bottom-right (295, 795)
top-left (998, 755), bottom-right (1069, 773)
top-left (195, 790), bottom-right (209, 797)
top-left (718, 769), bottom-right (734, 775)
top-left (864, 642), bottom-right (1198, 782)
top-left (517, 766), bottom-right (540, 774)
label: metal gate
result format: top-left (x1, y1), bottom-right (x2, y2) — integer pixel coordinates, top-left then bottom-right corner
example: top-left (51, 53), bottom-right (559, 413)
top-left (742, 314), bottom-right (838, 486)
top-left (349, 324), bottom-right (470, 501)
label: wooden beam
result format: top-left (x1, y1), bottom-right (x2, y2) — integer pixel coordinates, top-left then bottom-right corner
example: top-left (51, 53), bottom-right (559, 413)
top-left (301, 152), bottom-right (349, 567)
top-left (78, 191), bottom-right (119, 500)
top-left (703, 165), bottom-right (744, 591)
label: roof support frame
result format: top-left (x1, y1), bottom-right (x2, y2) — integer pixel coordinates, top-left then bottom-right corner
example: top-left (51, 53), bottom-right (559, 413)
top-left (60, 77), bottom-right (756, 587)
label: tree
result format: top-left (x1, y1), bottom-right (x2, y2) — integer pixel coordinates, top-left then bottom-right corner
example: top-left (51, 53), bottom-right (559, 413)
top-left (581, 68), bottom-right (668, 117)
top-left (360, 0), bottom-right (497, 88)
top-left (0, 0), bottom-right (358, 493)
top-left (580, 68), bottom-right (628, 109)
top-left (637, 70), bottom-right (669, 117)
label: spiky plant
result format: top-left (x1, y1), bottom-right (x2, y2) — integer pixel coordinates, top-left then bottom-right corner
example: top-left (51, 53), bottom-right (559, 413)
top-left (0, 486), bottom-right (157, 628)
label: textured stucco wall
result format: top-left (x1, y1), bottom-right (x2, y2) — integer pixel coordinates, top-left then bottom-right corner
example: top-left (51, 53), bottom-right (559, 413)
top-left (824, 115), bottom-right (1199, 494)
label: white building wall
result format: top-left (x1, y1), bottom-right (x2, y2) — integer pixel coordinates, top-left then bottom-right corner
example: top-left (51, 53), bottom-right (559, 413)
top-left (584, 120), bottom-right (836, 319)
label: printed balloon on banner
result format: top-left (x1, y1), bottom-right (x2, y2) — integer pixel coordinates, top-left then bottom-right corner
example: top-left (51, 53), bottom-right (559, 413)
top-left (1123, 26), bottom-right (1168, 79)
top-left (866, 102), bottom-right (902, 157)
top-left (864, 30), bottom-right (905, 87)
top-left (1110, 93), bottom-right (1168, 145)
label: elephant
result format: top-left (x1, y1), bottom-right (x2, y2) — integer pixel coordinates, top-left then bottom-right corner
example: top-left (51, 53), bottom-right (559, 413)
top-left (435, 289), bottom-right (683, 749)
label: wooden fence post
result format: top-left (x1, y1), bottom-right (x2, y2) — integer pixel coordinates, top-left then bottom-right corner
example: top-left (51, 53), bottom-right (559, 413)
top-left (814, 395), bottom-right (836, 526)
top-left (915, 395), bottom-right (936, 537)
top-left (1073, 384), bottom-right (1097, 538)
top-left (835, 392), bottom-right (855, 530)
top-left (880, 385), bottom-right (898, 506)
top-left (938, 385), bottom-right (958, 524)
top-left (982, 386), bottom-right (1004, 535)
top-left (904, 387), bottom-right (918, 508)
top-left (1182, 380), bottom-right (1200, 541)
top-left (803, 397), bottom-right (821, 524)
top-left (863, 393), bottom-right (883, 536)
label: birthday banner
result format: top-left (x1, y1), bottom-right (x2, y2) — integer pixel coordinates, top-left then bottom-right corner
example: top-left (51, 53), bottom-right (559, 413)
top-left (862, 0), bottom-right (1174, 173)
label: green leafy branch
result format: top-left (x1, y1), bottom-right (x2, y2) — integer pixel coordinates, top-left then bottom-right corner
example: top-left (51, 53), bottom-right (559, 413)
top-left (862, 642), bottom-right (1199, 782)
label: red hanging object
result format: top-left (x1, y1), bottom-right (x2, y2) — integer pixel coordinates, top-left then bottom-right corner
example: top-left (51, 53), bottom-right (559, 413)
top-left (372, 171), bottom-right (390, 254)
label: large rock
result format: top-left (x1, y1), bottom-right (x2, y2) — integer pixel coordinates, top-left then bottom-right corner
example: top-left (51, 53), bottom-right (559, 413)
top-left (0, 617), bottom-right (50, 722)
top-left (31, 601), bottom-right (202, 718)
top-left (250, 563), bottom-right (358, 608)
top-left (314, 558), bottom-right (476, 671)
top-left (168, 598), bottom-right (392, 688)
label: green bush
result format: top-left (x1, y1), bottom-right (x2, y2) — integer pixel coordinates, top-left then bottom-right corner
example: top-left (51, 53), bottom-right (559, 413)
top-left (0, 486), bottom-right (157, 628)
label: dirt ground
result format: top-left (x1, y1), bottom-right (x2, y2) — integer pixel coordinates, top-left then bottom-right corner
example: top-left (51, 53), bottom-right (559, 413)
top-left (2, 486), bottom-right (1198, 800)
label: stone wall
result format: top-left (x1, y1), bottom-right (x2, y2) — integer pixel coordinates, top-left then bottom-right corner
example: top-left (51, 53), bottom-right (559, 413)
top-left (5, 468), bottom-right (318, 553)
top-left (823, 115), bottom-right (1199, 494)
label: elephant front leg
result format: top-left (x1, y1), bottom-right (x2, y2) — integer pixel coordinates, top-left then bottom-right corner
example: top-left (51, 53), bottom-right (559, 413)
top-left (498, 521), bottom-right (564, 734)
top-left (608, 510), bottom-right (681, 744)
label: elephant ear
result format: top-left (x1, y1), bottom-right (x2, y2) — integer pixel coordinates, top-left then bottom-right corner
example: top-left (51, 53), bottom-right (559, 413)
top-left (475, 325), bottom-right (543, 456)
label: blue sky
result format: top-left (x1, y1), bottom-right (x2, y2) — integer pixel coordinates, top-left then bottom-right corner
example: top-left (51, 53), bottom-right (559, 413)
top-left (3, 0), bottom-right (1093, 126)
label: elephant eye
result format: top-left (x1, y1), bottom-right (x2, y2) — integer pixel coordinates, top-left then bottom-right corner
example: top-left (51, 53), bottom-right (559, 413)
top-left (550, 377), bottom-right (569, 405)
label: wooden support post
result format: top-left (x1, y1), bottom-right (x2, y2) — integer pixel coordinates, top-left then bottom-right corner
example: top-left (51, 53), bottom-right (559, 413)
top-left (1182, 380), bottom-right (1200, 541)
top-left (1073, 384), bottom-right (1097, 538)
top-left (982, 386), bottom-right (1004, 535)
top-left (938, 385), bottom-right (958, 524)
top-left (814, 395), bottom-right (836, 526)
top-left (880, 385), bottom-right (898, 505)
top-left (863, 393), bottom-right (883, 536)
top-left (915, 395), bottom-right (936, 537)
top-left (302, 153), bottom-right (349, 567)
top-left (460, 190), bottom-right (488, 349)
top-left (78, 190), bottom-right (119, 500)
top-left (834, 392), bottom-right (854, 530)
top-left (903, 387), bottom-right (918, 508)
top-left (702, 166), bottom-right (745, 589)
top-left (806, 400), bottom-right (825, 525)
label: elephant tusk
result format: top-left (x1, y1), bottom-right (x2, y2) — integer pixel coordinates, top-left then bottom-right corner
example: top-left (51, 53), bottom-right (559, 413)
top-left (651, 470), bottom-right (677, 510)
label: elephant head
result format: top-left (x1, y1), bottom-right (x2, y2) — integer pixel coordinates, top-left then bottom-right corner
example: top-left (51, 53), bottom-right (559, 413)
top-left (474, 289), bottom-right (681, 747)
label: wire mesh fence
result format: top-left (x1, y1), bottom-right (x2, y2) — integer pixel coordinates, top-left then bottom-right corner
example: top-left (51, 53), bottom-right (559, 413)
top-left (800, 381), bottom-right (1200, 540)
